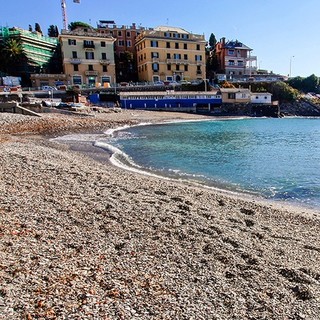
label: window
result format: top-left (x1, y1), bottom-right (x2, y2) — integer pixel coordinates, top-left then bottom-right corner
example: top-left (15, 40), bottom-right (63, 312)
top-left (167, 53), bottom-right (171, 59)
top-left (83, 40), bottom-right (94, 48)
top-left (166, 42), bottom-right (170, 48)
top-left (238, 60), bottom-right (243, 66)
top-left (173, 53), bottom-right (181, 59)
top-left (102, 65), bottom-right (107, 72)
top-left (195, 55), bottom-right (202, 61)
top-left (184, 65), bottom-right (188, 71)
top-left (167, 64), bottom-right (171, 71)
top-left (101, 76), bottom-right (111, 84)
top-left (101, 41), bottom-right (106, 47)
top-left (126, 40), bottom-right (132, 47)
top-left (72, 51), bottom-right (77, 58)
top-left (182, 34), bottom-right (189, 39)
top-left (73, 65), bottom-right (79, 72)
top-left (88, 65), bottom-right (93, 71)
top-left (228, 93), bottom-right (236, 99)
top-left (196, 44), bottom-right (200, 50)
top-left (151, 52), bottom-right (159, 58)
top-left (118, 40), bottom-right (125, 46)
top-left (228, 49), bottom-right (234, 55)
top-left (101, 52), bottom-right (107, 60)
top-left (228, 60), bottom-right (235, 65)
top-left (126, 31), bottom-right (131, 37)
top-left (68, 39), bottom-right (76, 45)
top-left (151, 40), bottom-right (158, 47)
top-left (176, 65), bottom-right (180, 71)
top-left (184, 43), bottom-right (187, 50)
top-left (184, 54), bottom-right (188, 60)
top-left (152, 63), bottom-right (159, 71)
top-left (73, 75), bottom-right (82, 85)
top-left (85, 51), bottom-right (94, 59)
top-left (118, 31), bottom-right (122, 37)
top-left (175, 43), bottom-right (179, 49)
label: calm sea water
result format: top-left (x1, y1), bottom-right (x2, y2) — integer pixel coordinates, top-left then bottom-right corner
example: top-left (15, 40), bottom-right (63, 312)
top-left (101, 117), bottom-right (320, 210)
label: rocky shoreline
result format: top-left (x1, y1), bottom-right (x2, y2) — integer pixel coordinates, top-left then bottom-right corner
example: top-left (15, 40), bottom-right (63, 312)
top-left (0, 111), bottom-right (319, 319)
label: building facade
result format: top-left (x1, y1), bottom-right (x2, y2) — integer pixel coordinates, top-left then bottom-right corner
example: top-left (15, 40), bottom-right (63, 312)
top-left (97, 21), bottom-right (143, 83)
top-left (215, 38), bottom-right (257, 80)
top-left (0, 26), bottom-right (59, 85)
top-left (59, 26), bottom-right (116, 87)
top-left (135, 26), bottom-right (207, 83)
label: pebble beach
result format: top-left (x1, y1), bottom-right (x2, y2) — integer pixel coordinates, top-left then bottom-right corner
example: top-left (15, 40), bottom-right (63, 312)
top-left (0, 110), bottom-right (319, 319)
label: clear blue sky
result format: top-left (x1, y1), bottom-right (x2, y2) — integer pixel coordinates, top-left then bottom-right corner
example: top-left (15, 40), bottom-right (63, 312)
top-left (1, 0), bottom-right (319, 77)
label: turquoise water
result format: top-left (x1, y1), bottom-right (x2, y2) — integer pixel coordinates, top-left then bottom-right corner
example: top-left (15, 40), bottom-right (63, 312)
top-left (103, 118), bottom-right (320, 210)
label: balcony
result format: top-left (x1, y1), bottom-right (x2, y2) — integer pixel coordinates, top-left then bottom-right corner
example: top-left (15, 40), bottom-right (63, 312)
top-left (85, 70), bottom-right (99, 76)
top-left (99, 59), bottom-right (111, 65)
top-left (166, 59), bottom-right (188, 65)
top-left (70, 58), bottom-right (82, 64)
top-left (83, 43), bottom-right (95, 49)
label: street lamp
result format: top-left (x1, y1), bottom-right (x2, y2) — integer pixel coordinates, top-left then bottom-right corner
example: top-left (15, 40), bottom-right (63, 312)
top-left (289, 56), bottom-right (295, 77)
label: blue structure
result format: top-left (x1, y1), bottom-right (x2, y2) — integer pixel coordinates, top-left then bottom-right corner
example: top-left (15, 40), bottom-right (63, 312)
top-left (119, 91), bottom-right (222, 112)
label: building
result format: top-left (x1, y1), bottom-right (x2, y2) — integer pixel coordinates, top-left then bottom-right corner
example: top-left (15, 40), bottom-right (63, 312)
top-left (135, 26), bottom-right (207, 83)
top-left (219, 88), bottom-right (251, 103)
top-left (59, 26), bottom-right (116, 87)
top-left (250, 92), bottom-right (272, 104)
top-left (0, 26), bottom-right (59, 85)
top-left (215, 38), bottom-right (257, 80)
top-left (97, 21), bottom-right (143, 83)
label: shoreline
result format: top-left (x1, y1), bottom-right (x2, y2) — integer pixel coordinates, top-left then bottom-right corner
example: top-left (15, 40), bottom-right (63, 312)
top-left (56, 115), bottom-right (320, 215)
top-left (1, 110), bottom-right (320, 319)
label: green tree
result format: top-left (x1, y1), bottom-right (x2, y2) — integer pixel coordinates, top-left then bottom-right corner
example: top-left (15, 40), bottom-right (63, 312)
top-left (48, 25), bottom-right (59, 37)
top-left (0, 38), bottom-right (28, 75)
top-left (208, 33), bottom-right (217, 50)
top-left (35, 23), bottom-right (43, 35)
top-left (69, 21), bottom-right (92, 31)
top-left (302, 74), bottom-right (319, 93)
top-left (270, 81), bottom-right (299, 102)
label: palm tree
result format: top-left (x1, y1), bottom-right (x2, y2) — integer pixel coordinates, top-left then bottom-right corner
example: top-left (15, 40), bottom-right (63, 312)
top-left (0, 38), bottom-right (28, 74)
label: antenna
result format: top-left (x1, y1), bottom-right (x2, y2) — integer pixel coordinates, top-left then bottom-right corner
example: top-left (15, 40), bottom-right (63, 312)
top-left (61, 0), bottom-right (80, 30)
top-left (61, 0), bottom-right (68, 30)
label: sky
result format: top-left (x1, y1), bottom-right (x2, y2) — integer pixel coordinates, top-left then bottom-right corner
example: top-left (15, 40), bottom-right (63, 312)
top-left (1, 0), bottom-right (319, 78)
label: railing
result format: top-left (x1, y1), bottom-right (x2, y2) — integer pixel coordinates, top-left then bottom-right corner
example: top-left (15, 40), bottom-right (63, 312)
top-left (99, 59), bottom-right (111, 65)
top-left (70, 58), bottom-right (82, 64)
top-left (83, 43), bottom-right (95, 49)
top-left (85, 71), bottom-right (99, 76)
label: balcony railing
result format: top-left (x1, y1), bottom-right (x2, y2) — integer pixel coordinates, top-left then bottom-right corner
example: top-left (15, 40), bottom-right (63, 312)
top-left (83, 43), bottom-right (95, 49)
top-left (70, 58), bottom-right (82, 64)
top-left (85, 70), bottom-right (99, 76)
top-left (99, 59), bottom-right (111, 65)
top-left (166, 59), bottom-right (189, 65)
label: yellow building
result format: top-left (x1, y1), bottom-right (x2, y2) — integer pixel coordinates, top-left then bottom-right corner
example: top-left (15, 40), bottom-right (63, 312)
top-left (135, 26), bottom-right (206, 83)
top-left (59, 27), bottom-right (116, 87)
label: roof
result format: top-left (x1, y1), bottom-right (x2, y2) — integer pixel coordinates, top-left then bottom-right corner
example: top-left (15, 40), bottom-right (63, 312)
top-left (154, 26), bottom-right (190, 34)
top-left (224, 40), bottom-right (251, 50)
top-left (220, 88), bottom-right (251, 93)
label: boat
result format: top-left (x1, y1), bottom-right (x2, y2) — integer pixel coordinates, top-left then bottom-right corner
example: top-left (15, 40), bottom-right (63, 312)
top-left (119, 90), bottom-right (222, 112)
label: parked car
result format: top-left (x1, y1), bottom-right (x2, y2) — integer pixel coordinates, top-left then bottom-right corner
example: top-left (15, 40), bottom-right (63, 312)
top-left (154, 81), bottom-right (164, 86)
top-left (41, 85), bottom-right (57, 91)
top-left (168, 81), bottom-right (180, 86)
top-left (180, 80), bottom-right (191, 85)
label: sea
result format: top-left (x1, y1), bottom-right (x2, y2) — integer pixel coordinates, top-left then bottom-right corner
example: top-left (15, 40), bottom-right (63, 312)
top-left (55, 117), bottom-right (320, 211)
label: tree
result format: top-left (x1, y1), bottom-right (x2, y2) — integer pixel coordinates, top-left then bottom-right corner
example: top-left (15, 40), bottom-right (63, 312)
top-left (28, 24), bottom-right (33, 32)
top-left (48, 25), bottom-right (59, 37)
top-left (35, 23), bottom-right (43, 35)
top-left (0, 38), bottom-right (28, 75)
top-left (208, 33), bottom-right (217, 51)
top-left (302, 74), bottom-right (319, 93)
top-left (69, 21), bottom-right (92, 31)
